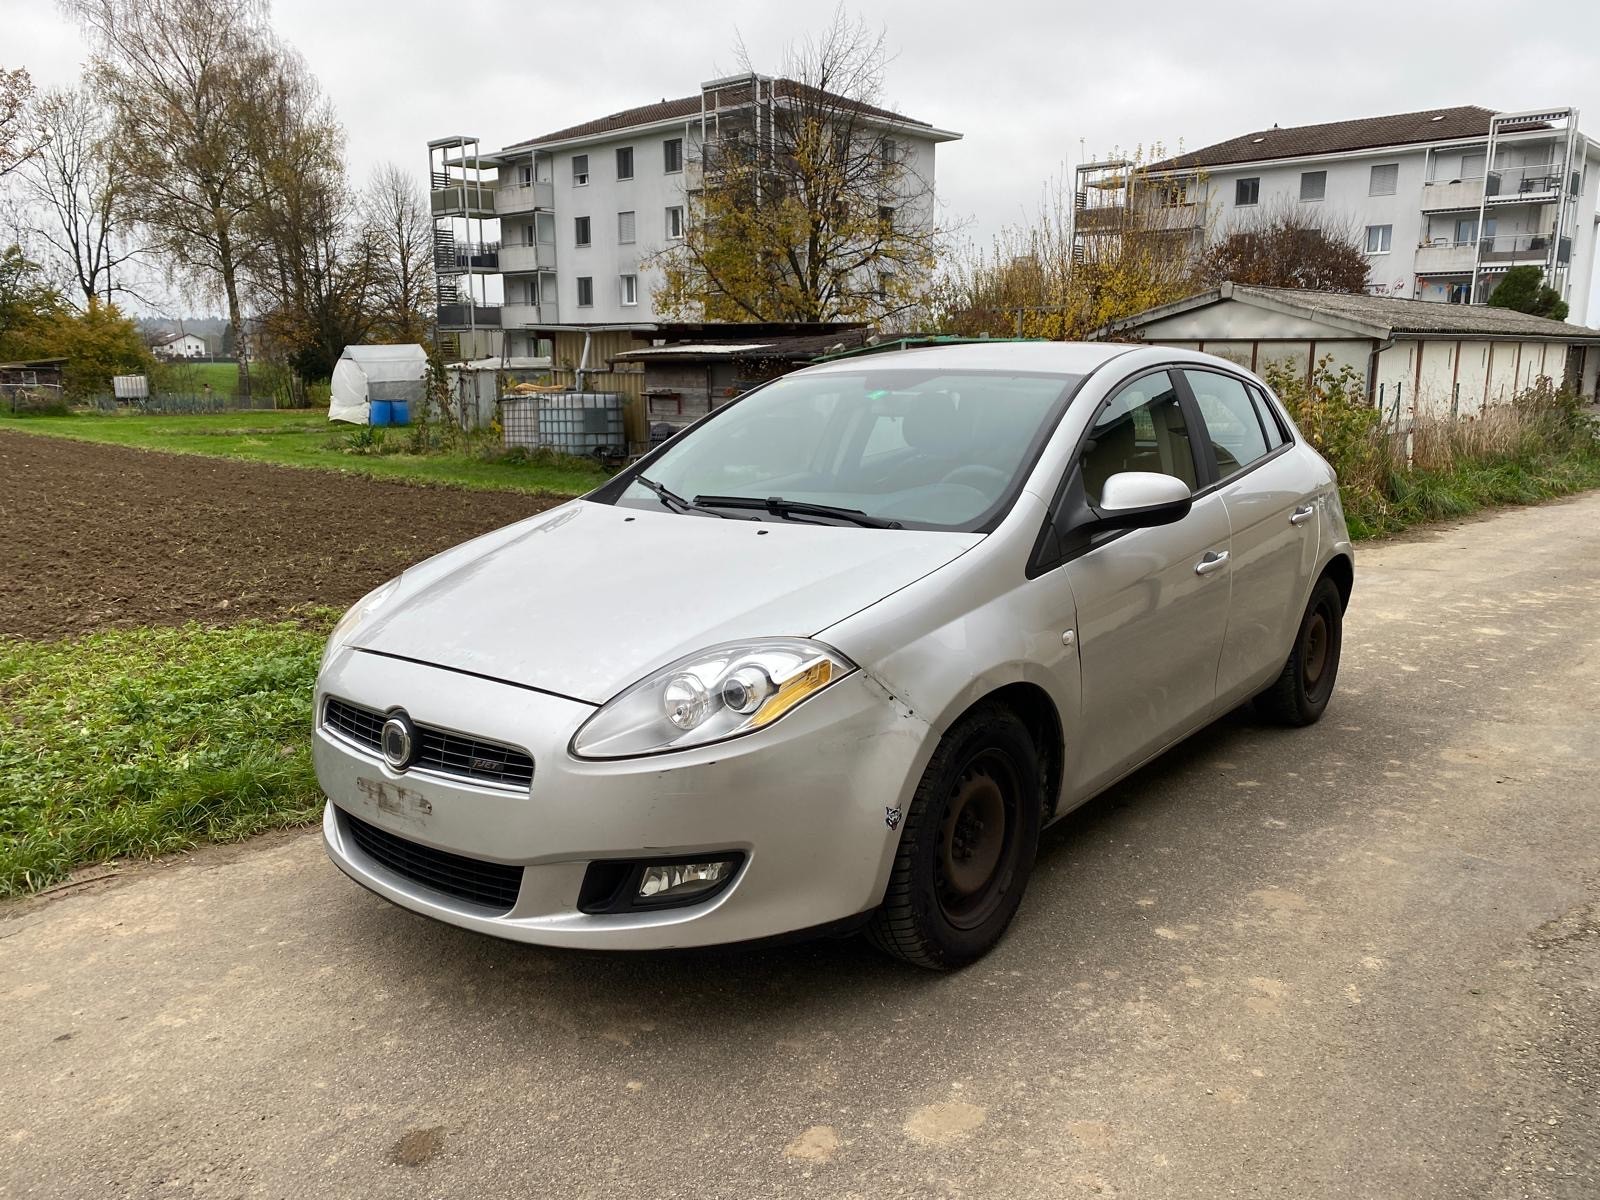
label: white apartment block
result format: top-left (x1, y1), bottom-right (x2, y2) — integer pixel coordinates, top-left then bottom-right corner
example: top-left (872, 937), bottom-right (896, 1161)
top-left (430, 76), bottom-right (958, 361)
top-left (1078, 106), bottom-right (1599, 325)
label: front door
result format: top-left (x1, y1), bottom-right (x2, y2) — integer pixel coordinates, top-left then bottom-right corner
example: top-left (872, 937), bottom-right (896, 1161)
top-left (1057, 370), bottom-right (1233, 796)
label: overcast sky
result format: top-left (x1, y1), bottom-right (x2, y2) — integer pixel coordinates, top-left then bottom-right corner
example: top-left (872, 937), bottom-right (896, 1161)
top-left (8, 0), bottom-right (1600, 321)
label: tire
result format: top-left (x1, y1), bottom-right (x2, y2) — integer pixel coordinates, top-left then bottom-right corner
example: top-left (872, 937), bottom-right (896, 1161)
top-left (866, 703), bottom-right (1043, 970)
top-left (1254, 574), bottom-right (1344, 727)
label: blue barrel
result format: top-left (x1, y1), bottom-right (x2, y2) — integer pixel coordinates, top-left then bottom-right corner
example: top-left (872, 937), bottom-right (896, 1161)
top-left (369, 400), bottom-right (393, 427)
top-left (389, 400), bottom-right (410, 426)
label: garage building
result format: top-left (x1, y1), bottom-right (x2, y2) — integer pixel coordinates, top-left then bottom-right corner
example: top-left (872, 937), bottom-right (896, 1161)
top-left (1093, 283), bottom-right (1600, 417)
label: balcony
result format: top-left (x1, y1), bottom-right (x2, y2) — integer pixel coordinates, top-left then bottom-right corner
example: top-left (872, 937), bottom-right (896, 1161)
top-left (430, 183), bottom-right (495, 218)
top-left (434, 241), bottom-right (500, 273)
top-left (1413, 240), bottom-right (1478, 274)
top-left (1419, 177), bottom-right (1485, 213)
top-left (436, 303), bottom-right (502, 329)
top-left (496, 180), bottom-right (555, 214)
top-left (1485, 163), bottom-right (1568, 206)
top-left (1479, 233), bottom-right (1567, 265)
top-left (1074, 202), bottom-right (1203, 234)
top-left (502, 302), bottom-right (560, 327)
top-left (499, 243), bottom-right (557, 273)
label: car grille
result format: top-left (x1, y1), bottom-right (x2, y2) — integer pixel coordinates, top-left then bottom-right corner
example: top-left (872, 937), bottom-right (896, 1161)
top-left (322, 697), bottom-right (535, 791)
top-left (343, 810), bottom-right (524, 913)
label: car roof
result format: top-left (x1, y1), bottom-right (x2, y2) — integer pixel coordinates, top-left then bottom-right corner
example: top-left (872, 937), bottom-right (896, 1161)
top-left (799, 340), bottom-right (1144, 377)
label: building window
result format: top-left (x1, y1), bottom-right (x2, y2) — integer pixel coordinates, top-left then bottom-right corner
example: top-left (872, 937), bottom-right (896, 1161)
top-left (620, 274), bottom-right (638, 306)
top-left (1299, 170), bottom-right (1326, 202)
top-left (879, 136), bottom-right (896, 169)
top-left (617, 210), bottom-right (636, 244)
top-left (1369, 163), bottom-right (1398, 196)
top-left (572, 154), bottom-right (589, 186)
top-left (665, 205), bottom-right (684, 240)
top-left (1235, 177), bottom-right (1260, 206)
top-left (616, 146), bottom-right (634, 180)
top-left (576, 276), bottom-right (593, 307)
top-left (517, 163), bottom-right (533, 185)
top-left (878, 204), bottom-right (895, 230)
top-left (663, 138), bottom-right (683, 173)
top-left (574, 215), bottom-right (591, 247)
top-left (1365, 224), bottom-right (1393, 254)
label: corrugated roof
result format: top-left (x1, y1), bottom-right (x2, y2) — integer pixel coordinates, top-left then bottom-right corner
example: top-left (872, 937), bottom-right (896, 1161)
top-left (1232, 285), bottom-right (1600, 339)
top-left (1148, 106), bottom-right (1510, 171)
top-left (515, 79), bottom-right (933, 148)
top-left (1099, 283), bottom-right (1600, 342)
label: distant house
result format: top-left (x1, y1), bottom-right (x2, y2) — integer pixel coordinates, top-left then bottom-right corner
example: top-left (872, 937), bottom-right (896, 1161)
top-left (1090, 282), bottom-right (1600, 415)
top-left (151, 332), bottom-right (208, 360)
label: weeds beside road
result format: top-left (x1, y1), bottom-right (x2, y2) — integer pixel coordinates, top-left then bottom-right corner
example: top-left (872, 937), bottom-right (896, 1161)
top-left (0, 618), bottom-right (331, 897)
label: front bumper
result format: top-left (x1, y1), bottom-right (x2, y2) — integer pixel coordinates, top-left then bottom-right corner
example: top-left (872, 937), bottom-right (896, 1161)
top-left (314, 647), bottom-right (931, 949)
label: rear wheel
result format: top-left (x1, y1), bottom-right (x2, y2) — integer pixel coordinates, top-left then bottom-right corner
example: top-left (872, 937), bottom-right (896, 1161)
top-left (1255, 575), bottom-right (1344, 726)
top-left (867, 704), bottom-right (1042, 970)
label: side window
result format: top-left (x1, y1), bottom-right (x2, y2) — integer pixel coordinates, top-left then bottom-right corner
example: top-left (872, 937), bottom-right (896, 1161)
top-left (1248, 384), bottom-right (1288, 450)
top-left (1080, 372), bottom-right (1197, 505)
top-left (1182, 370), bottom-right (1270, 479)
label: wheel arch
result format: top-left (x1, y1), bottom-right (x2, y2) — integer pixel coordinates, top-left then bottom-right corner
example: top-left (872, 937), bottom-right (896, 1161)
top-left (940, 681), bottom-right (1066, 824)
top-left (1321, 552), bottom-right (1354, 612)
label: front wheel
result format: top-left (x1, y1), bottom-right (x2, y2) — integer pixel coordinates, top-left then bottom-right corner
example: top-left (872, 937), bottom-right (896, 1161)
top-left (866, 703), bottom-right (1042, 970)
top-left (1255, 574), bottom-right (1344, 726)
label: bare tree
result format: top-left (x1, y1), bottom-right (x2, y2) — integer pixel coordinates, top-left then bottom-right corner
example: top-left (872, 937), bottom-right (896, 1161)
top-left (1199, 197), bottom-right (1371, 293)
top-left (652, 8), bottom-right (949, 324)
top-left (242, 45), bottom-right (374, 383)
top-left (20, 86), bottom-right (142, 307)
top-left (0, 66), bottom-right (45, 179)
top-left (67, 0), bottom-right (274, 396)
top-left (362, 163), bottom-right (435, 344)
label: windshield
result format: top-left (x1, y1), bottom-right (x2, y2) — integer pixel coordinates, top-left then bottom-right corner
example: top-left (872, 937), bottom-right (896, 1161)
top-left (614, 368), bottom-right (1082, 530)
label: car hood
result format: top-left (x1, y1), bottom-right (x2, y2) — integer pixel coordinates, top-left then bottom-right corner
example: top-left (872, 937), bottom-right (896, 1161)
top-left (352, 500), bottom-right (981, 704)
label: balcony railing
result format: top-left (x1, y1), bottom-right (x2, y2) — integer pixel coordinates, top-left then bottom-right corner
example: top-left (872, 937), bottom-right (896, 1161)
top-left (435, 242), bottom-right (500, 272)
top-left (430, 184), bottom-right (495, 217)
top-left (436, 302), bottom-right (502, 329)
top-left (499, 243), bottom-right (557, 273)
top-left (1074, 202), bottom-right (1203, 234)
top-left (502, 302), bottom-right (560, 327)
top-left (496, 180), bottom-right (555, 214)
top-left (1413, 241), bottom-right (1478, 274)
top-left (1419, 177), bottom-right (1485, 212)
top-left (1485, 163), bottom-right (1571, 202)
top-left (1413, 233), bottom-right (1570, 273)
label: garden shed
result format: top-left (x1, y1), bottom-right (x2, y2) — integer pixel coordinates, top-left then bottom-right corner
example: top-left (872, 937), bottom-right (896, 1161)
top-left (1091, 283), bottom-right (1600, 418)
top-left (328, 344), bottom-right (429, 425)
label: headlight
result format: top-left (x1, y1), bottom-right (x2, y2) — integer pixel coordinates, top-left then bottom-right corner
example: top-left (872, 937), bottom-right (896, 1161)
top-left (571, 638), bottom-right (856, 759)
top-left (320, 578), bottom-right (401, 669)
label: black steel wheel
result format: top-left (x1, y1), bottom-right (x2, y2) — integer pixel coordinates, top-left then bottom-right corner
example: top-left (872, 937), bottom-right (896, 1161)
top-left (1255, 574), bottom-right (1344, 726)
top-left (867, 703), bottom-right (1042, 970)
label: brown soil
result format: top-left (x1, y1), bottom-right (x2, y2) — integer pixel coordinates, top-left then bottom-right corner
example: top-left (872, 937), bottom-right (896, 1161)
top-left (0, 431), bottom-right (562, 641)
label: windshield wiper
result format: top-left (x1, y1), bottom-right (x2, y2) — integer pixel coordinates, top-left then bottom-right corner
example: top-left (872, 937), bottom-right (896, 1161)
top-left (635, 475), bottom-right (729, 518)
top-left (692, 494), bottom-right (902, 529)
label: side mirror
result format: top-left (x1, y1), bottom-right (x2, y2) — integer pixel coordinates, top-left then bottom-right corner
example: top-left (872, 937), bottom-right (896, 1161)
top-left (1089, 471), bottom-right (1193, 532)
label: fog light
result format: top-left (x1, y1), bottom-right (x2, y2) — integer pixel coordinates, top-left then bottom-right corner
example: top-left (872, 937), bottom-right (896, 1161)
top-left (638, 860), bottom-right (734, 900)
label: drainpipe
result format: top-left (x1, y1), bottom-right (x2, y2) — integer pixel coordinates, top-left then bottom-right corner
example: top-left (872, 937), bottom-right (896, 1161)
top-left (1366, 337), bottom-right (1395, 405)
top-left (575, 330), bottom-right (593, 392)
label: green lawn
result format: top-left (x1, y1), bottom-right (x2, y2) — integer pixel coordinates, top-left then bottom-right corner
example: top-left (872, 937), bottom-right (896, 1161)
top-left (0, 618), bottom-right (334, 896)
top-left (156, 360), bottom-right (241, 393)
top-left (0, 409), bottom-right (612, 497)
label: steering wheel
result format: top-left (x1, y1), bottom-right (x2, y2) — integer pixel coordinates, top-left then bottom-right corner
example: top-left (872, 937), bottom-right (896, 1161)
top-left (940, 464), bottom-right (1009, 491)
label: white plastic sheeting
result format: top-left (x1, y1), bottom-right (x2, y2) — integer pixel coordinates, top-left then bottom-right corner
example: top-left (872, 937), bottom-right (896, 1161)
top-left (328, 343), bottom-right (429, 424)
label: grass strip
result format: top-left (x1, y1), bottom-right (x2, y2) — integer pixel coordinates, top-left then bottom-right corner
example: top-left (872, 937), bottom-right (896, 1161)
top-left (0, 617), bottom-right (337, 897)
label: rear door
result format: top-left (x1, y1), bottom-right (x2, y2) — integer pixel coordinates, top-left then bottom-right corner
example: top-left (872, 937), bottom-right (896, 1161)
top-left (1045, 369), bottom-right (1234, 796)
top-left (1176, 368), bottom-right (1319, 707)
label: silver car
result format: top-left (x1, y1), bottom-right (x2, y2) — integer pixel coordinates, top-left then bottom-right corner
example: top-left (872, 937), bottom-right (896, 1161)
top-left (315, 342), bottom-right (1352, 969)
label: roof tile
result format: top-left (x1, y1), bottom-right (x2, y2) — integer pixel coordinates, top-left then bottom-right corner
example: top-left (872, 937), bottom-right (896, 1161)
top-left (1150, 106), bottom-right (1505, 171)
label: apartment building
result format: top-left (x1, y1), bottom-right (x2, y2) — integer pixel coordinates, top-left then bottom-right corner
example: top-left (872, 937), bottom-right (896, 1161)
top-left (429, 75), bottom-right (959, 361)
top-left (1076, 106), bottom-right (1599, 324)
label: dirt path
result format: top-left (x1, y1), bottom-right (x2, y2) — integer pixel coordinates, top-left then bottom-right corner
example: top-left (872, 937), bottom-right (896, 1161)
top-left (0, 430), bottom-right (561, 640)
top-left (3, 494), bottom-right (1597, 1199)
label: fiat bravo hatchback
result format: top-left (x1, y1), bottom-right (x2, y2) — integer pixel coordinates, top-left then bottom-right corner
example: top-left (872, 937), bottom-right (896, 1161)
top-left (316, 342), bottom-right (1352, 968)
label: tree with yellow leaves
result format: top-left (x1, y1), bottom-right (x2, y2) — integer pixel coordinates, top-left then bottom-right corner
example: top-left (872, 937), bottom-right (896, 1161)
top-left (651, 11), bottom-right (948, 326)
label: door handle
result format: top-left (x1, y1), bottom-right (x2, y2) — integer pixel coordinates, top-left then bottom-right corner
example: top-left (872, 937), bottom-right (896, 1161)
top-left (1289, 504), bottom-right (1315, 526)
top-left (1194, 550), bottom-right (1230, 576)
